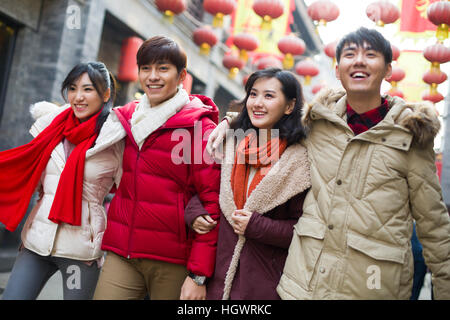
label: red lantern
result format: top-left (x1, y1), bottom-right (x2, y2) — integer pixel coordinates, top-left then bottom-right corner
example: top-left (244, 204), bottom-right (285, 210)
top-left (233, 33), bottom-right (259, 62)
top-left (203, 0), bottom-right (236, 28)
top-left (422, 91), bottom-right (444, 104)
top-left (423, 43), bottom-right (450, 72)
top-left (252, 0), bottom-right (285, 30)
top-left (277, 35), bottom-right (306, 69)
top-left (427, 1), bottom-right (450, 42)
top-left (386, 66), bottom-right (405, 86)
top-left (366, 1), bottom-right (400, 27)
top-left (223, 53), bottom-right (245, 79)
top-left (295, 59), bottom-right (319, 85)
top-left (387, 88), bottom-right (404, 98)
top-left (307, 0), bottom-right (340, 26)
top-left (255, 56), bottom-right (283, 70)
top-left (324, 40), bottom-right (338, 66)
top-left (423, 70), bottom-right (448, 95)
top-left (391, 44), bottom-right (400, 61)
top-left (193, 26), bottom-right (218, 55)
top-left (243, 74), bottom-right (250, 87)
top-left (312, 83), bottom-right (326, 94)
top-left (155, 0), bottom-right (187, 23)
top-left (118, 37), bottom-right (144, 82)
top-left (182, 73), bottom-right (193, 94)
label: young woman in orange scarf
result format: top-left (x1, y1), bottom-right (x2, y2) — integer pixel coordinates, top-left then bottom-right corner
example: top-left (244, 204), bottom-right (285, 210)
top-left (0, 62), bottom-right (124, 300)
top-left (189, 68), bottom-right (311, 299)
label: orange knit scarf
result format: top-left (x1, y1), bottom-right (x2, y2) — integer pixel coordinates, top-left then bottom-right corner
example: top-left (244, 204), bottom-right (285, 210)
top-left (231, 133), bottom-right (287, 210)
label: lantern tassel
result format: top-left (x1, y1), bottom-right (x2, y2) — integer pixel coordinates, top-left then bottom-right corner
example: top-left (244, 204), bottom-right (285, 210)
top-left (213, 13), bottom-right (224, 28)
top-left (436, 23), bottom-right (449, 43)
top-left (163, 10), bottom-right (175, 24)
top-left (261, 16), bottom-right (272, 31)
top-left (200, 43), bottom-right (211, 55)
top-left (283, 53), bottom-right (294, 69)
top-left (229, 67), bottom-right (239, 79)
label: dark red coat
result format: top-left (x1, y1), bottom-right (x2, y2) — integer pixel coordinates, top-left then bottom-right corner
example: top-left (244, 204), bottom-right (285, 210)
top-left (101, 95), bottom-right (221, 277)
top-left (185, 191), bottom-right (307, 299)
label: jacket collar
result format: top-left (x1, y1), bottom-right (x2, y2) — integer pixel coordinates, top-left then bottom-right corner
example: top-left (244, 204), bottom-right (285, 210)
top-left (303, 87), bottom-right (440, 147)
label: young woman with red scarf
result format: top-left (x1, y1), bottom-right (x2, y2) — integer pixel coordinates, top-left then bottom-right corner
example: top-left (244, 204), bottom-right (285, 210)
top-left (0, 62), bottom-right (124, 300)
top-left (189, 68), bottom-right (311, 299)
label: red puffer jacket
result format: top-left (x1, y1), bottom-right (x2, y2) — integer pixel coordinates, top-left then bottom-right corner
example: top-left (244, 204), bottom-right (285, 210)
top-left (101, 95), bottom-right (220, 277)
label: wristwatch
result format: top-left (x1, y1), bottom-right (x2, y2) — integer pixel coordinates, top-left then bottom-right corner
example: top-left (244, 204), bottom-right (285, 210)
top-left (188, 272), bottom-right (207, 286)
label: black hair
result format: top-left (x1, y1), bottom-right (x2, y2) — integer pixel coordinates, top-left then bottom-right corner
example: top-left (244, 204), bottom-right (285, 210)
top-left (335, 27), bottom-right (392, 64)
top-left (137, 35), bottom-right (187, 74)
top-left (230, 68), bottom-right (307, 146)
top-left (61, 62), bottom-right (117, 134)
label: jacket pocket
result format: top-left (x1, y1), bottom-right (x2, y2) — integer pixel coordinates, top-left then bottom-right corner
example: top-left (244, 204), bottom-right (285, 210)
top-left (341, 233), bottom-right (406, 299)
top-left (283, 217), bottom-right (326, 292)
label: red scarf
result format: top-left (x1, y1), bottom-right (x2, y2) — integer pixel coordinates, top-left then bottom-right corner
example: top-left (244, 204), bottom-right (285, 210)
top-left (231, 133), bottom-right (287, 210)
top-left (0, 107), bottom-right (100, 231)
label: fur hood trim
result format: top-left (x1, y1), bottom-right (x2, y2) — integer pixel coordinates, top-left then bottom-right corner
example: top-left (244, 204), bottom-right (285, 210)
top-left (219, 140), bottom-right (311, 299)
top-left (30, 101), bottom-right (61, 120)
top-left (302, 87), bottom-right (440, 146)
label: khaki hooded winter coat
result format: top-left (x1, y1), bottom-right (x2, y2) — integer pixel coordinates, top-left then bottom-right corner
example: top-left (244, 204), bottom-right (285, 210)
top-left (277, 88), bottom-right (450, 300)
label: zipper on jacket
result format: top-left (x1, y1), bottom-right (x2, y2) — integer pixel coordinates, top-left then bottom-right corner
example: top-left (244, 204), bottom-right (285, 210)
top-left (127, 150), bottom-right (140, 259)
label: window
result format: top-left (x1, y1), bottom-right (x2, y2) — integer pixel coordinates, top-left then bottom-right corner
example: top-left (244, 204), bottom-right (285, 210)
top-left (0, 16), bottom-right (17, 122)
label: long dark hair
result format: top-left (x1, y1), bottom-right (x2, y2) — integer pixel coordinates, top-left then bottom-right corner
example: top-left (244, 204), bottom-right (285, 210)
top-left (61, 62), bottom-right (117, 133)
top-left (230, 68), bottom-right (307, 146)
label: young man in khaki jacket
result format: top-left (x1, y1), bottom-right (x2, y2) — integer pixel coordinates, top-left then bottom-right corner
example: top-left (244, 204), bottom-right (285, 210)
top-left (207, 27), bottom-right (450, 299)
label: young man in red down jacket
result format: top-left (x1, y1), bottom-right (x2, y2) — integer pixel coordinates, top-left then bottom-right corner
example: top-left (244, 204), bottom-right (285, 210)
top-left (94, 36), bottom-right (220, 300)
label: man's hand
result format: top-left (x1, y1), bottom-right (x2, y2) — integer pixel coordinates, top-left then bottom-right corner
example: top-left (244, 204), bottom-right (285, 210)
top-left (231, 209), bottom-right (252, 235)
top-left (180, 276), bottom-right (206, 300)
top-left (206, 119), bottom-right (230, 160)
top-left (192, 214), bottom-right (217, 234)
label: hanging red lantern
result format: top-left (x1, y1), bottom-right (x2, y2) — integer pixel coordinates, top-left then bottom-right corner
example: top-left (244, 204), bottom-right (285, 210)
top-left (366, 1), bottom-right (400, 27)
top-left (223, 53), bottom-right (245, 79)
top-left (427, 1), bottom-right (450, 42)
top-left (385, 66), bottom-right (405, 88)
top-left (118, 37), bottom-right (144, 82)
top-left (312, 83), bottom-right (326, 95)
top-left (422, 91), bottom-right (444, 104)
top-left (423, 69), bottom-right (448, 95)
top-left (277, 35), bottom-right (306, 69)
top-left (233, 33), bottom-right (259, 62)
top-left (423, 43), bottom-right (450, 72)
top-left (255, 56), bottom-right (283, 70)
top-left (324, 40), bottom-right (338, 66)
top-left (423, 70), bottom-right (448, 87)
top-left (295, 59), bottom-right (320, 85)
top-left (391, 44), bottom-right (400, 61)
top-left (252, 0), bottom-right (285, 31)
top-left (307, 0), bottom-right (340, 26)
top-left (387, 88), bottom-right (404, 98)
top-left (155, 0), bottom-right (187, 23)
top-left (193, 26), bottom-right (218, 55)
top-left (203, 0), bottom-right (237, 28)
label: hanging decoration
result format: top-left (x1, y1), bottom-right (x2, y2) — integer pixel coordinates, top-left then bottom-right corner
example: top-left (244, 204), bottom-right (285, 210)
top-left (155, 0), bottom-right (187, 23)
top-left (324, 40), bottom-right (338, 66)
top-left (307, 0), bottom-right (340, 26)
top-left (252, 0), bottom-right (285, 31)
top-left (255, 55), bottom-right (283, 70)
top-left (391, 44), bottom-right (400, 61)
top-left (366, 1), bottom-right (400, 27)
top-left (427, 1), bottom-right (450, 42)
top-left (295, 59), bottom-right (319, 85)
top-left (423, 43), bottom-right (450, 72)
top-left (193, 26), bottom-right (218, 55)
top-left (385, 66), bottom-right (405, 98)
top-left (422, 91), bottom-right (444, 104)
top-left (203, 0), bottom-right (237, 28)
top-left (312, 83), bottom-right (326, 95)
top-left (277, 35), bottom-right (306, 69)
top-left (118, 37), bottom-right (144, 82)
top-left (423, 69), bottom-right (448, 97)
top-left (232, 33), bottom-right (260, 62)
top-left (223, 52), bottom-right (245, 79)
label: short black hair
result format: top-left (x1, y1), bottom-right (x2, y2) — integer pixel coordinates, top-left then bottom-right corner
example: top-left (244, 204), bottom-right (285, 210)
top-left (336, 27), bottom-right (392, 64)
top-left (137, 36), bottom-right (187, 74)
top-left (230, 68), bottom-right (307, 146)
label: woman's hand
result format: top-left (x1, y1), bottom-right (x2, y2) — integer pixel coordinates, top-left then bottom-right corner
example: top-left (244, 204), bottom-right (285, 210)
top-left (192, 214), bottom-right (217, 234)
top-left (231, 209), bottom-right (252, 235)
top-left (206, 119), bottom-right (230, 160)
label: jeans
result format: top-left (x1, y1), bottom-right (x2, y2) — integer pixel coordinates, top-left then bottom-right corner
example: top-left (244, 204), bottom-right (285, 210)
top-left (410, 223), bottom-right (429, 300)
top-left (2, 248), bottom-right (100, 300)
